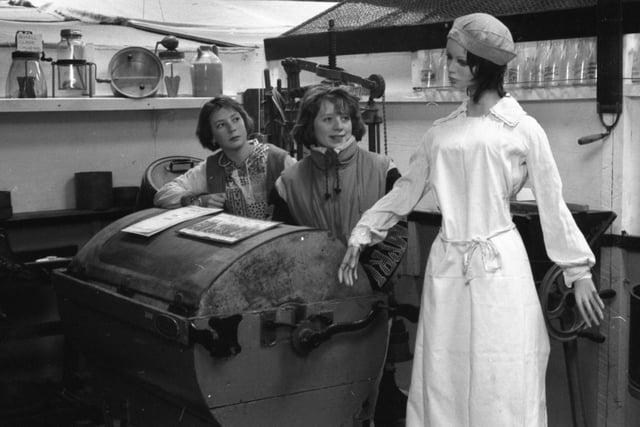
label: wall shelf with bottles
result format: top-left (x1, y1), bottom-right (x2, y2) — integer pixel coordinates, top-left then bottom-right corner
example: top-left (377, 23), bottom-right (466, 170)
top-left (393, 85), bottom-right (598, 104)
top-left (0, 96), bottom-right (212, 113)
top-left (403, 36), bottom-right (602, 104)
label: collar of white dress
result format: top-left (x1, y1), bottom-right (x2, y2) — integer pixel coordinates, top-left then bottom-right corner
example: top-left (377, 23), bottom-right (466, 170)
top-left (434, 94), bottom-right (528, 128)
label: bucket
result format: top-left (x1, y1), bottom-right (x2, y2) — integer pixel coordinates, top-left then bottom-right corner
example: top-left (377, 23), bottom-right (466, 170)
top-left (74, 171), bottom-right (113, 211)
top-left (631, 284), bottom-right (640, 399)
top-left (135, 156), bottom-right (202, 210)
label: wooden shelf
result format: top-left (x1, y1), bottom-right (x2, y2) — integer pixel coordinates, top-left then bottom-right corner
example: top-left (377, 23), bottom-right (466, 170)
top-left (3, 83), bottom-right (639, 110)
top-left (0, 97), bottom-right (214, 112)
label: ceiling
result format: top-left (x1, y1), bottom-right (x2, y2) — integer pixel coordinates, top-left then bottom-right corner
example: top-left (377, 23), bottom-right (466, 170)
top-left (0, 0), bottom-right (336, 48)
top-left (264, 0), bottom-right (640, 60)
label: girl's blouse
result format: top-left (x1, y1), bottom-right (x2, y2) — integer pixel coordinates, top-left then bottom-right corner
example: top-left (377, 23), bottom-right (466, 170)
top-left (349, 95), bottom-right (595, 284)
top-left (153, 140), bottom-right (295, 219)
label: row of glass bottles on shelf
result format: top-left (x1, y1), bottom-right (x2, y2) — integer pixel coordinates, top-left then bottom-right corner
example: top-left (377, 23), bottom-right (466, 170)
top-left (413, 37), bottom-right (600, 90)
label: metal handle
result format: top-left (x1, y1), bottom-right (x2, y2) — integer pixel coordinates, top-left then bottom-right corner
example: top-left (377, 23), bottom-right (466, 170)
top-left (166, 159), bottom-right (196, 174)
top-left (290, 301), bottom-right (384, 356)
top-left (578, 132), bottom-right (609, 145)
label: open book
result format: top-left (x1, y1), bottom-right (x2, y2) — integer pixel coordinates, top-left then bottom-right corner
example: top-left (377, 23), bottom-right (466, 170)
top-left (122, 206), bottom-right (222, 237)
top-left (178, 213), bottom-right (280, 244)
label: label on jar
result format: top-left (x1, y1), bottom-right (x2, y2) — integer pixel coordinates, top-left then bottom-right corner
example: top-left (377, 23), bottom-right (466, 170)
top-left (16, 32), bottom-right (42, 52)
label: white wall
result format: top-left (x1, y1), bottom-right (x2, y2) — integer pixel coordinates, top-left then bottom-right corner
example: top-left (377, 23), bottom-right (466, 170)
top-left (1, 34), bottom-right (634, 237)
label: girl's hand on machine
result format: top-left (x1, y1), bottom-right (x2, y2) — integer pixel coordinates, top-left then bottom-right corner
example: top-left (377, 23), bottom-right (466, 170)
top-left (338, 245), bottom-right (361, 287)
top-left (573, 277), bottom-right (605, 328)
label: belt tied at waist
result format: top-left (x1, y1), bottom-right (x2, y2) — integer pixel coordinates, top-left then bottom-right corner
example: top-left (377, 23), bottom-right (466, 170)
top-left (439, 224), bottom-right (515, 281)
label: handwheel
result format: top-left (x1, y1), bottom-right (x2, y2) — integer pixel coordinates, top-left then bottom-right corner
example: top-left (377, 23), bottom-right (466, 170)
top-left (538, 264), bottom-right (586, 342)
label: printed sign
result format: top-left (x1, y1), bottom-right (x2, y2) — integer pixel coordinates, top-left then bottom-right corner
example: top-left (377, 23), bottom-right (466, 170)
top-left (16, 31), bottom-right (43, 53)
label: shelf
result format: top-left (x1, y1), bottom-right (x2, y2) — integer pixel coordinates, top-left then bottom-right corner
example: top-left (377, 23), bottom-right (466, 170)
top-left (1, 207), bottom-right (134, 227)
top-left (2, 83), bottom-right (639, 111)
top-left (385, 85), bottom-right (598, 103)
top-left (0, 96), bottom-right (213, 112)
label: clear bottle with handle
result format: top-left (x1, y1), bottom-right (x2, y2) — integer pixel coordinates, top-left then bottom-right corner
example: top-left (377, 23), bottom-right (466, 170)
top-left (191, 45), bottom-right (223, 97)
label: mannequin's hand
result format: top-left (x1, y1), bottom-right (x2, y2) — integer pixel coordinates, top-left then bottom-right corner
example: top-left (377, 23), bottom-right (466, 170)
top-left (338, 245), bottom-right (361, 287)
top-left (573, 277), bottom-right (604, 327)
top-left (199, 193), bottom-right (226, 209)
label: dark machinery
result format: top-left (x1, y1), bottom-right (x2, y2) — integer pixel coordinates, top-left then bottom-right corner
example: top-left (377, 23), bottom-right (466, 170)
top-left (512, 203), bottom-right (617, 427)
top-left (52, 209), bottom-right (389, 426)
top-left (244, 20), bottom-right (388, 160)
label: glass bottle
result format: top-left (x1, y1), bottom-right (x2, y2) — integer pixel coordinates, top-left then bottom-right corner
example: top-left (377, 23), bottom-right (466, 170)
top-left (505, 43), bottom-right (525, 87)
top-left (6, 51), bottom-right (47, 98)
top-left (574, 38), bottom-right (597, 86)
top-left (631, 46), bottom-right (640, 83)
top-left (561, 39), bottom-right (578, 86)
top-left (532, 40), bottom-right (549, 88)
top-left (439, 49), bottom-right (449, 88)
top-left (543, 39), bottom-right (565, 86)
top-left (191, 45), bottom-right (223, 97)
top-left (586, 38), bottom-right (598, 84)
top-left (519, 43), bottom-right (537, 89)
top-left (420, 49), bottom-right (439, 88)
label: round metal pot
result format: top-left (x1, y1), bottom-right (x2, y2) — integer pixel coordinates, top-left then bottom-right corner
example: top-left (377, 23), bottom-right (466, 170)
top-left (105, 47), bottom-right (163, 98)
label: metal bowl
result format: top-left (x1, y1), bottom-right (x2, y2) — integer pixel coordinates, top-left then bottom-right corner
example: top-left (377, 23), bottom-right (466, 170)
top-left (107, 47), bottom-right (163, 98)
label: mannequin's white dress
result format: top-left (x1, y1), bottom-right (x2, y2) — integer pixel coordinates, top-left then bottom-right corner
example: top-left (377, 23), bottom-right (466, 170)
top-left (349, 95), bottom-right (595, 427)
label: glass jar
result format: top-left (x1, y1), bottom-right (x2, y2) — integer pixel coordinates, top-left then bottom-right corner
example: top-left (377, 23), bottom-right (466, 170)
top-left (55, 29), bottom-right (87, 96)
top-left (191, 45), bottom-right (223, 97)
top-left (6, 51), bottom-right (47, 98)
top-left (156, 36), bottom-right (192, 97)
top-left (160, 50), bottom-right (191, 97)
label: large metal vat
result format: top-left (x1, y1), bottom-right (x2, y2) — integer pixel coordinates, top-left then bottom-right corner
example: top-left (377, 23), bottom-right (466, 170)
top-left (52, 208), bottom-right (388, 426)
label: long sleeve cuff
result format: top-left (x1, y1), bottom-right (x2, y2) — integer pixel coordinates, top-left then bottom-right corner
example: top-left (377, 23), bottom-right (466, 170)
top-left (562, 265), bottom-right (593, 288)
top-left (348, 224), bottom-right (391, 249)
top-left (348, 225), bottom-right (373, 249)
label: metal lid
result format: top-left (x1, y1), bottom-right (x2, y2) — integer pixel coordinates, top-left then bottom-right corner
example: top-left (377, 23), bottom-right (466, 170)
top-left (61, 28), bottom-right (82, 39)
top-left (11, 51), bottom-right (41, 59)
top-left (158, 50), bottom-right (185, 60)
top-left (67, 209), bottom-right (373, 316)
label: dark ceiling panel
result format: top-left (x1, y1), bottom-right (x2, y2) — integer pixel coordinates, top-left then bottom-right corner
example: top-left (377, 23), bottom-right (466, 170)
top-left (264, 0), bottom-right (640, 61)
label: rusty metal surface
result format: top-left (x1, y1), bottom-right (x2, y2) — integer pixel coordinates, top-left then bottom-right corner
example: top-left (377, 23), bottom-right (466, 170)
top-left (56, 208), bottom-right (389, 425)
top-left (67, 208), bottom-right (372, 315)
top-left (53, 272), bottom-right (388, 426)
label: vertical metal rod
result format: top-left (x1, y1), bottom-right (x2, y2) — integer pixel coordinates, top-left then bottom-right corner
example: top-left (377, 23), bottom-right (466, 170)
top-left (563, 340), bottom-right (589, 427)
top-left (328, 19), bottom-right (337, 69)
